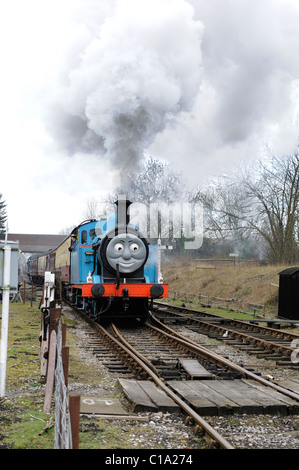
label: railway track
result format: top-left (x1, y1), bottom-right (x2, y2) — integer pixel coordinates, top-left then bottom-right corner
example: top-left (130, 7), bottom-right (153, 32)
top-left (110, 320), bottom-right (243, 380)
top-left (73, 309), bottom-right (236, 448)
top-left (68, 302), bottom-right (299, 449)
top-left (153, 302), bottom-right (299, 365)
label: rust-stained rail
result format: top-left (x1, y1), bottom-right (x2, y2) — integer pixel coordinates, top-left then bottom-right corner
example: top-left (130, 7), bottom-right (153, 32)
top-left (72, 307), bottom-right (234, 448)
top-left (110, 323), bottom-right (234, 449)
top-left (67, 301), bottom-right (299, 448)
top-left (149, 312), bottom-right (299, 403)
top-left (154, 303), bottom-right (299, 362)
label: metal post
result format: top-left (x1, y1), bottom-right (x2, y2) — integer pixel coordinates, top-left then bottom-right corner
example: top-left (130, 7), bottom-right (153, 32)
top-left (158, 237), bottom-right (163, 283)
top-left (0, 243), bottom-right (11, 397)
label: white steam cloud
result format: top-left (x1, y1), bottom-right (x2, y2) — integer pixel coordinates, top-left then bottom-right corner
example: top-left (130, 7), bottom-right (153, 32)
top-left (156, 0), bottom-right (299, 183)
top-left (43, 0), bottom-right (299, 191)
top-left (49, 0), bottom-right (203, 188)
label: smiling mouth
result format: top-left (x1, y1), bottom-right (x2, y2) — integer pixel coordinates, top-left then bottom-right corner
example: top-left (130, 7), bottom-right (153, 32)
top-left (119, 262), bottom-right (134, 267)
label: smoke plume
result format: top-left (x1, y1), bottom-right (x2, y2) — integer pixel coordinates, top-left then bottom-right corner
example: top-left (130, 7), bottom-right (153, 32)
top-left (50, 0), bottom-right (203, 189)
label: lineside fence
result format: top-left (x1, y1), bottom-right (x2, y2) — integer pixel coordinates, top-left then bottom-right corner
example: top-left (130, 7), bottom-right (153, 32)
top-left (168, 290), bottom-right (268, 317)
top-left (40, 272), bottom-right (80, 449)
top-left (16, 281), bottom-right (43, 305)
top-left (195, 258), bottom-right (260, 268)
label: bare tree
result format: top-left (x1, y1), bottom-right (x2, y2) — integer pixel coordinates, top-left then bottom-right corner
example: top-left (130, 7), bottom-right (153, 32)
top-left (77, 150), bottom-right (299, 264)
top-left (195, 148), bottom-right (299, 264)
top-left (242, 151), bottom-right (299, 264)
top-left (0, 194), bottom-right (7, 236)
top-left (82, 198), bottom-right (100, 220)
top-left (191, 177), bottom-right (261, 258)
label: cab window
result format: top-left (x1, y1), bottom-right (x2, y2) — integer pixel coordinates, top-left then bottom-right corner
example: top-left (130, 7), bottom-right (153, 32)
top-left (81, 230), bottom-right (87, 244)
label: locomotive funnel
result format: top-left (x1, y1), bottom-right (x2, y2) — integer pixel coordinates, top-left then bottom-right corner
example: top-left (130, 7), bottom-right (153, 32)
top-left (114, 196), bottom-right (132, 227)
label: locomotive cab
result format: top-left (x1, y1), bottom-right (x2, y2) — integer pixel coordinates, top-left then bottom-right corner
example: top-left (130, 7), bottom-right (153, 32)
top-left (69, 219), bottom-right (106, 285)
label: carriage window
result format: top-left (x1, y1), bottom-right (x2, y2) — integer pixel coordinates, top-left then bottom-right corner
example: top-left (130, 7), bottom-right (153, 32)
top-left (81, 230), bottom-right (87, 244)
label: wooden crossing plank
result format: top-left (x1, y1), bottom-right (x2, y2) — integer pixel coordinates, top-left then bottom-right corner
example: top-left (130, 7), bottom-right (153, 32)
top-left (276, 378), bottom-right (299, 394)
top-left (138, 381), bottom-right (180, 412)
top-left (238, 380), bottom-right (289, 414)
top-left (119, 378), bottom-right (299, 415)
top-left (178, 359), bottom-right (214, 379)
top-left (168, 379), bottom-right (299, 416)
top-left (183, 381), bottom-right (240, 414)
top-left (118, 379), bottom-right (158, 412)
top-left (241, 379), bottom-right (299, 414)
top-left (167, 380), bottom-right (218, 416)
top-left (118, 379), bottom-right (179, 412)
top-left (194, 379), bottom-right (264, 414)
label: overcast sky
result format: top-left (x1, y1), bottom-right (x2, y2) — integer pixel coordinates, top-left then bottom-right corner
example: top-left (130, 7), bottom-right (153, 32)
top-left (1, 0), bottom-right (299, 235)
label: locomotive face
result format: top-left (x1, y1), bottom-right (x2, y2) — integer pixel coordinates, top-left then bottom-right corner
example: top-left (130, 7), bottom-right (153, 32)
top-left (106, 232), bottom-right (147, 274)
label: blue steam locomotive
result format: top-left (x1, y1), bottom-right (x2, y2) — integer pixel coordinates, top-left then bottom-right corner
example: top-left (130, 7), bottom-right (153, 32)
top-left (27, 198), bottom-right (168, 321)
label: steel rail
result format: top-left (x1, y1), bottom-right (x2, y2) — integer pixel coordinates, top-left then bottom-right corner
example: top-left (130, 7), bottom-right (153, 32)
top-left (67, 301), bottom-right (299, 447)
top-left (154, 304), bottom-right (296, 359)
top-left (110, 323), bottom-right (234, 449)
top-left (155, 302), bottom-right (299, 340)
top-left (149, 312), bottom-right (299, 403)
top-left (110, 323), bottom-right (160, 377)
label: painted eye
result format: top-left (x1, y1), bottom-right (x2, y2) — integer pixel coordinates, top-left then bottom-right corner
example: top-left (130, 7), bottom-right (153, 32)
top-left (114, 243), bottom-right (124, 253)
top-left (130, 243), bottom-right (139, 253)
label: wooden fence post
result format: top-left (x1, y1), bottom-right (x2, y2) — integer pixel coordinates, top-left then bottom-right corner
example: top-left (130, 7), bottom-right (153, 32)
top-left (69, 394), bottom-right (80, 449)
